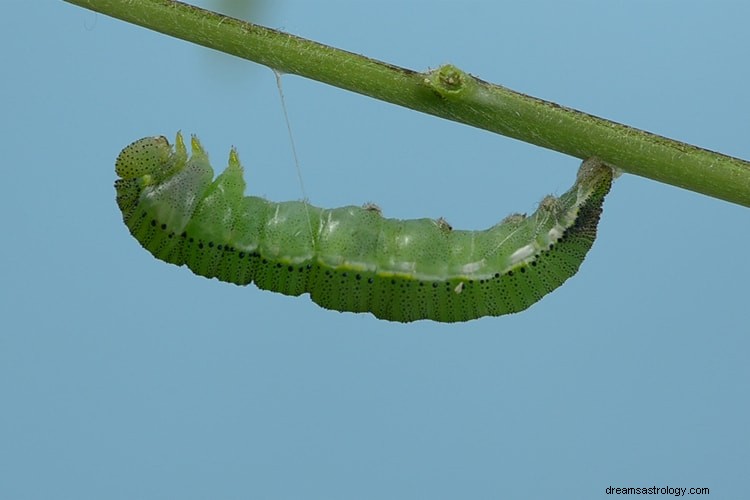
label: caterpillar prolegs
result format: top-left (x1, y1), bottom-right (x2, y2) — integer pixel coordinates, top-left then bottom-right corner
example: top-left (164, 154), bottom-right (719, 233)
top-left (115, 133), bottom-right (613, 323)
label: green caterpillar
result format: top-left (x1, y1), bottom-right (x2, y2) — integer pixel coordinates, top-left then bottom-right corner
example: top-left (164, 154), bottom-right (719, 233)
top-left (115, 132), bottom-right (613, 323)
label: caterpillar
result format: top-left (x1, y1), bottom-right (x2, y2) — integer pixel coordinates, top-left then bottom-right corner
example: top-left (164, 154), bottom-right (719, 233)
top-left (115, 132), bottom-right (613, 323)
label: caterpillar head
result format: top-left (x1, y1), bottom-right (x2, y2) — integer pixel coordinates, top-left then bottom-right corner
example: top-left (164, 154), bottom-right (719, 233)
top-left (115, 133), bottom-right (190, 185)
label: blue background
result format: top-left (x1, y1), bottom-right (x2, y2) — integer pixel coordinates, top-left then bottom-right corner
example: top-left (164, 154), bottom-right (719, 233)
top-left (2, 1), bottom-right (748, 498)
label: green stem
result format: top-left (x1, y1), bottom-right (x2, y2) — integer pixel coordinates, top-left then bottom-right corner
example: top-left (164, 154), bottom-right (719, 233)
top-left (64, 0), bottom-right (750, 207)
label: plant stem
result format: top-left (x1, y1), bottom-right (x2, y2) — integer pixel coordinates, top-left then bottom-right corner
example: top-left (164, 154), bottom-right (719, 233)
top-left (64, 0), bottom-right (750, 207)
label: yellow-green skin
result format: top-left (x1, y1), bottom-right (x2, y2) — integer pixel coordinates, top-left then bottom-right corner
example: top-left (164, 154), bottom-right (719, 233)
top-left (115, 133), bottom-right (612, 323)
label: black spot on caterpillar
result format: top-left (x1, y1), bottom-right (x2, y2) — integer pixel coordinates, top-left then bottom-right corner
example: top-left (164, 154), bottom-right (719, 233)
top-left (115, 133), bottom-right (613, 323)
